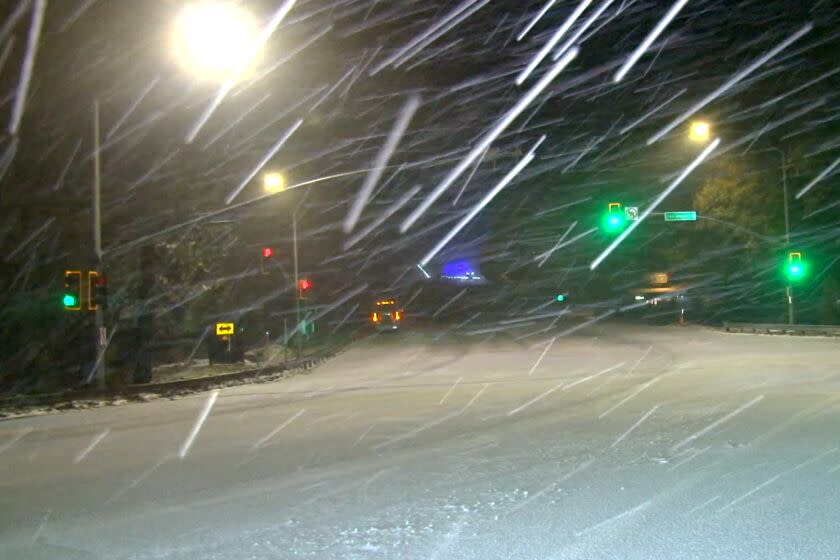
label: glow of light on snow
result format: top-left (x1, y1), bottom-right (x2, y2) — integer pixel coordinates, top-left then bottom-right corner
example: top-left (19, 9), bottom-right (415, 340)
top-left (344, 95), bottom-right (420, 233)
top-left (647, 23), bottom-right (813, 144)
top-left (590, 137), bottom-right (720, 270)
top-left (401, 47), bottom-right (578, 233)
top-left (184, 0), bottom-right (298, 143)
top-left (178, 390), bottom-right (220, 458)
top-left (613, 0), bottom-right (690, 83)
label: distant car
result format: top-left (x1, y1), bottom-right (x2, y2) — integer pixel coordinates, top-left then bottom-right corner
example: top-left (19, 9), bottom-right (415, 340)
top-left (371, 299), bottom-right (402, 332)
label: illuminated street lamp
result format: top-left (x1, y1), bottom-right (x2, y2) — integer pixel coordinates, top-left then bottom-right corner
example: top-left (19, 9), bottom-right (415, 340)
top-left (171, 1), bottom-right (259, 82)
top-left (688, 120), bottom-right (711, 143)
top-left (263, 172), bottom-right (286, 193)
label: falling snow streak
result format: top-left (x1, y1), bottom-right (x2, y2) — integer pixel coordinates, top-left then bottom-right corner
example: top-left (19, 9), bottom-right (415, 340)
top-left (224, 119), bottom-right (303, 204)
top-left (575, 500), bottom-right (652, 537)
top-left (647, 23), bottom-right (813, 144)
top-left (516, 0), bottom-right (559, 42)
top-left (552, 0), bottom-right (617, 61)
top-left (795, 154), bottom-right (840, 199)
top-left (439, 376), bottom-right (464, 405)
top-left (718, 448), bottom-right (838, 512)
top-left (400, 47), bottom-right (579, 232)
top-left (8, 0), bottom-right (46, 135)
top-left (73, 429), bottom-right (110, 464)
top-left (672, 394), bottom-right (765, 451)
top-left (419, 143), bottom-right (537, 266)
top-left (252, 409), bottom-right (306, 450)
top-left (376, 384), bottom-right (488, 449)
top-left (515, 0), bottom-right (594, 85)
top-left (432, 288), bottom-right (467, 318)
top-left (590, 137), bottom-right (720, 270)
top-left (619, 88), bottom-right (686, 135)
top-left (344, 95), bottom-right (420, 233)
top-left (613, 0), bottom-right (690, 82)
top-left (528, 336), bottom-right (556, 375)
top-left (0, 1), bottom-right (30, 47)
top-left (507, 380), bottom-right (565, 416)
top-left (599, 373), bottom-right (665, 419)
top-left (610, 404), bottom-right (659, 448)
top-left (563, 362), bottom-right (625, 391)
top-left (535, 221), bottom-right (577, 267)
top-left (0, 37), bottom-right (16, 78)
top-left (368, 0), bottom-right (485, 75)
top-left (0, 426), bottom-right (33, 454)
top-left (178, 390), bottom-right (220, 458)
top-left (392, 0), bottom-right (492, 70)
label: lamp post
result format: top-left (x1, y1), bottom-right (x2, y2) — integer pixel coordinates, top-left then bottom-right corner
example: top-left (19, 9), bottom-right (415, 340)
top-left (262, 172), bottom-right (302, 359)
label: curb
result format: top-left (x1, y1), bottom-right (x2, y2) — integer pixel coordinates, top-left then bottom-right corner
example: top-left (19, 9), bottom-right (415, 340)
top-left (0, 334), bottom-right (362, 419)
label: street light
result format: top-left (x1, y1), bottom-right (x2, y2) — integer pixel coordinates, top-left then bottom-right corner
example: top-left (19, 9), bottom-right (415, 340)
top-left (171, 1), bottom-right (259, 82)
top-left (688, 120), bottom-right (711, 143)
top-left (263, 172), bottom-right (286, 193)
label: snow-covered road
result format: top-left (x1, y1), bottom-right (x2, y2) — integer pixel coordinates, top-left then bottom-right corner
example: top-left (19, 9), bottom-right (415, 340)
top-left (2, 324), bottom-right (840, 559)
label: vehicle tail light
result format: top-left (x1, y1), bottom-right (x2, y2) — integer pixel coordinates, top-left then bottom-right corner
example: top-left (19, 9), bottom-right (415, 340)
top-left (372, 312), bottom-right (379, 322)
top-left (394, 311), bottom-right (401, 321)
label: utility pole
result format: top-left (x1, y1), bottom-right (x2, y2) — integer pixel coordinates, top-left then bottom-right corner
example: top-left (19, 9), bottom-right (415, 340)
top-left (292, 211), bottom-right (302, 360)
top-left (92, 100), bottom-right (106, 388)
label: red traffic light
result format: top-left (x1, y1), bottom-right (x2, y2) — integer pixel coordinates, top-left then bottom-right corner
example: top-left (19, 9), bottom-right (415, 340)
top-left (298, 278), bottom-right (311, 291)
top-left (262, 247), bottom-right (274, 258)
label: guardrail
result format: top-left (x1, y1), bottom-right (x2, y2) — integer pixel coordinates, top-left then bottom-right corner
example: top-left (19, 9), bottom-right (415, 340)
top-left (723, 322), bottom-right (840, 337)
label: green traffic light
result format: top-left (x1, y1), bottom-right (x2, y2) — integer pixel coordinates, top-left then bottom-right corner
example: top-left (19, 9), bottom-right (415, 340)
top-left (556, 294), bottom-right (566, 302)
top-left (63, 293), bottom-right (78, 307)
top-left (601, 212), bottom-right (627, 234)
top-left (785, 262), bottom-right (806, 282)
top-left (784, 252), bottom-right (808, 282)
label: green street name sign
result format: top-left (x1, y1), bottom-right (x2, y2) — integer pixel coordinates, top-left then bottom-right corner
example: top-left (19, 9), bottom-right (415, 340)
top-left (663, 211), bottom-right (697, 222)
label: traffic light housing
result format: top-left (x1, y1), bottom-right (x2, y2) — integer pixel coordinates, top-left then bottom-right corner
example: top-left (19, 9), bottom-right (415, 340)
top-left (601, 202), bottom-right (627, 234)
top-left (784, 252), bottom-right (808, 282)
top-left (63, 270), bottom-right (82, 311)
top-left (260, 247), bottom-right (274, 274)
top-left (89, 271), bottom-right (107, 310)
top-left (298, 277), bottom-right (312, 299)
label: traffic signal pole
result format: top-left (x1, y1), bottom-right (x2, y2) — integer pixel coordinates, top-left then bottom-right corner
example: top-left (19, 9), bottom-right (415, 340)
top-left (92, 100), bottom-right (106, 388)
top-left (776, 148), bottom-right (794, 325)
top-left (292, 211), bottom-right (302, 360)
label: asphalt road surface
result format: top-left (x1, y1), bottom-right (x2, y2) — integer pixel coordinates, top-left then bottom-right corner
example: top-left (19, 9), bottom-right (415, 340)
top-left (2, 323), bottom-right (840, 559)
